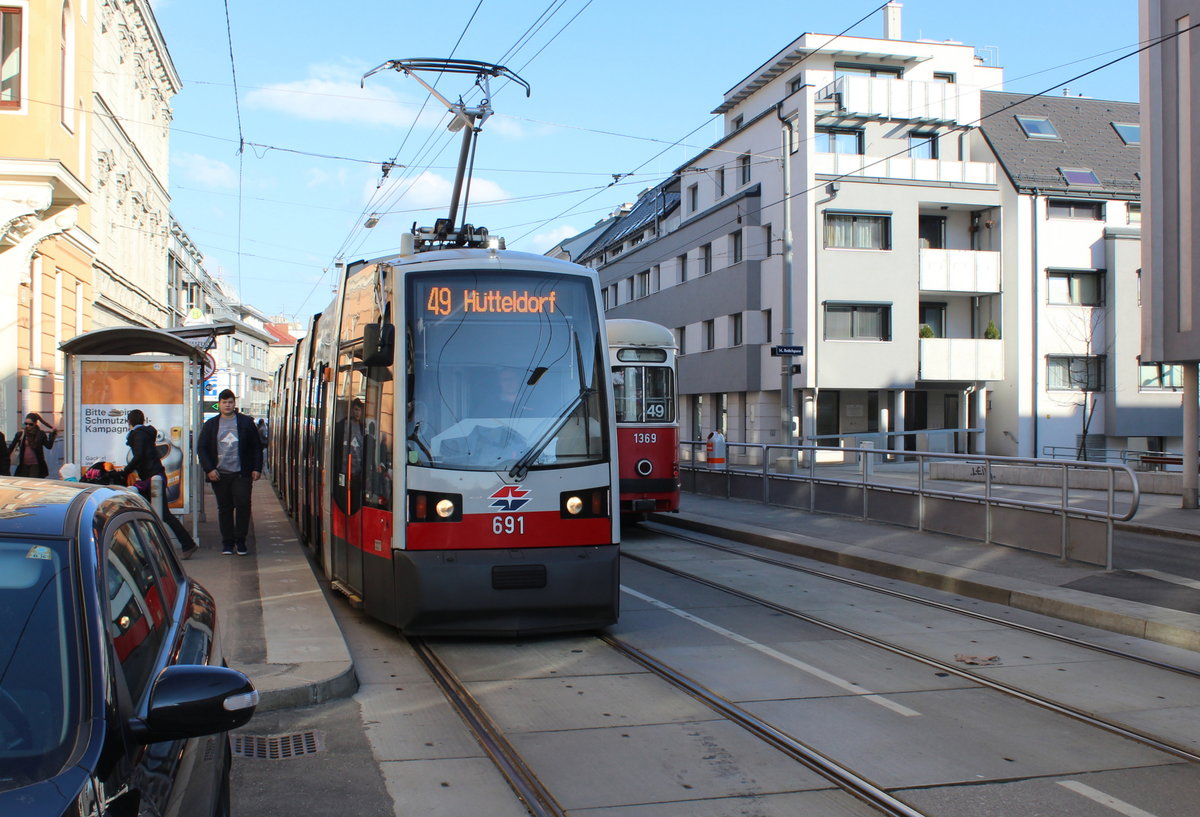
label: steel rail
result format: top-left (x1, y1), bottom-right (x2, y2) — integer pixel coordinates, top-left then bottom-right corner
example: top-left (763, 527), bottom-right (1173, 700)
top-left (408, 637), bottom-right (567, 817)
top-left (642, 522), bottom-right (1200, 682)
top-left (623, 540), bottom-right (1200, 766)
top-left (599, 633), bottom-right (929, 817)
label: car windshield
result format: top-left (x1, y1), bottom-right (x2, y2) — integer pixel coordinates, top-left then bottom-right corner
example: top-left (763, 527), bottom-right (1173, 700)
top-left (0, 539), bottom-right (81, 792)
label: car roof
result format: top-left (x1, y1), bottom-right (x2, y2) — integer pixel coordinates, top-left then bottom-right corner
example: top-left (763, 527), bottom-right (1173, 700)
top-left (0, 478), bottom-right (136, 538)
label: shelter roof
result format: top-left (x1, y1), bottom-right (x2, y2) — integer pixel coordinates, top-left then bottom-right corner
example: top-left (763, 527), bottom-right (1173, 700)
top-left (59, 326), bottom-right (209, 362)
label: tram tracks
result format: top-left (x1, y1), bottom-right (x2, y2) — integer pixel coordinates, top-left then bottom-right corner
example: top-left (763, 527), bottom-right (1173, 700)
top-left (627, 526), bottom-right (1200, 765)
top-left (403, 528), bottom-right (1200, 816)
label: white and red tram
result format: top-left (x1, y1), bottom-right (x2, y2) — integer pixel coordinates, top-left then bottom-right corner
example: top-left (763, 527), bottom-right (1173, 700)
top-left (272, 245), bottom-right (620, 634)
top-left (607, 318), bottom-right (680, 517)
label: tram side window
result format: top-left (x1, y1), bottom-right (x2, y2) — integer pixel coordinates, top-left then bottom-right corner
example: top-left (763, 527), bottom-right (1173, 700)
top-left (362, 365), bottom-right (394, 510)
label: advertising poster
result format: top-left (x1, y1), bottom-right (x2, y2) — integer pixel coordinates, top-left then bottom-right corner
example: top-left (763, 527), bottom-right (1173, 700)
top-left (79, 358), bottom-right (190, 512)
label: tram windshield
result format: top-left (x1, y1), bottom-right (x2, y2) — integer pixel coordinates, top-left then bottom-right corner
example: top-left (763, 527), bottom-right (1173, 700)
top-left (613, 365), bottom-right (675, 424)
top-left (406, 269), bottom-right (606, 472)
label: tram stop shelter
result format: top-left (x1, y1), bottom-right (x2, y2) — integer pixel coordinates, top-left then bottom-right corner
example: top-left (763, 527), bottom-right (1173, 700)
top-left (59, 326), bottom-right (214, 545)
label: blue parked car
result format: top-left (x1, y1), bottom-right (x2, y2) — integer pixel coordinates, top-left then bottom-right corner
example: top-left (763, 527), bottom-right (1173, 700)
top-left (0, 478), bottom-right (257, 816)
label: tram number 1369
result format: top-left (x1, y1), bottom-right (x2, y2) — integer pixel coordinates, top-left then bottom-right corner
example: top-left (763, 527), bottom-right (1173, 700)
top-left (493, 515), bottom-right (526, 535)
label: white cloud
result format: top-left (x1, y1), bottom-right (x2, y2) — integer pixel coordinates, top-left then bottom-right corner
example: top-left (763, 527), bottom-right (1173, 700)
top-left (172, 152), bottom-right (238, 189)
top-left (528, 224), bottom-right (580, 253)
top-left (245, 63), bottom-right (423, 127)
top-left (366, 171), bottom-right (510, 217)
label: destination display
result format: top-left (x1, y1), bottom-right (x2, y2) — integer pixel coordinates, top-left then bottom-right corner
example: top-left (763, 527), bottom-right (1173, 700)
top-left (425, 285), bottom-right (559, 316)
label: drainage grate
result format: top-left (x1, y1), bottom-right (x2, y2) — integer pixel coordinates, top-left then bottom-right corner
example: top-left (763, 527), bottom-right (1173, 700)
top-left (231, 730), bottom-right (326, 760)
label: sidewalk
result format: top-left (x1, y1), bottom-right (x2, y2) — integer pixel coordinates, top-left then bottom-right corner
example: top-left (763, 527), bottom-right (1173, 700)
top-left (180, 479), bottom-right (357, 712)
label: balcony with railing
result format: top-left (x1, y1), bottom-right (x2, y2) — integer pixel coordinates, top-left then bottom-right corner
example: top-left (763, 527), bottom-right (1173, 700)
top-left (813, 152), bottom-right (996, 185)
top-left (817, 75), bottom-right (979, 124)
top-left (919, 248), bottom-right (1001, 294)
top-left (919, 337), bottom-right (1003, 382)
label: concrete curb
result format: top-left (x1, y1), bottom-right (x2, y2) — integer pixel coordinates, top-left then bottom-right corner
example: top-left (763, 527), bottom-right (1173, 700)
top-left (651, 509), bottom-right (1200, 653)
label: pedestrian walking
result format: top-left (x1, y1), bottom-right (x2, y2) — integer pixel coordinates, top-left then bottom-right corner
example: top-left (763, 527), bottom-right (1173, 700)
top-left (197, 389), bottom-right (264, 555)
top-left (122, 409), bottom-right (197, 558)
top-left (12, 413), bottom-right (57, 478)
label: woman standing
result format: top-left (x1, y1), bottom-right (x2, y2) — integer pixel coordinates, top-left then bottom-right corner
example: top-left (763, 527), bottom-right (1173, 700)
top-left (12, 413), bottom-right (57, 478)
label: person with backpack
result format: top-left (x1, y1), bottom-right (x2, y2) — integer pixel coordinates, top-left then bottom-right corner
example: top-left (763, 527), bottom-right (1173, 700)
top-left (123, 409), bottom-right (197, 558)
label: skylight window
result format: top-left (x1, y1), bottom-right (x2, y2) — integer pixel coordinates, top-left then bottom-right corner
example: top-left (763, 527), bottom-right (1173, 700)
top-left (1015, 115), bottom-right (1059, 139)
top-left (1060, 167), bottom-right (1101, 186)
top-left (1112, 122), bottom-right (1141, 145)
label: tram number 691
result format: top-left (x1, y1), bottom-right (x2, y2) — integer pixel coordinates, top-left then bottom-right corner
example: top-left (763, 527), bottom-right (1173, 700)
top-left (492, 515), bottom-right (525, 535)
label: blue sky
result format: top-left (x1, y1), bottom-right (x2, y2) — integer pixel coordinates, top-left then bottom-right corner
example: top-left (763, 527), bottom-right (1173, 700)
top-left (149, 1), bottom-right (1141, 322)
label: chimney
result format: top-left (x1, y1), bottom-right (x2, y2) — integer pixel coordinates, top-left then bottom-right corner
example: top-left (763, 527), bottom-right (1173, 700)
top-left (884, 1), bottom-right (902, 40)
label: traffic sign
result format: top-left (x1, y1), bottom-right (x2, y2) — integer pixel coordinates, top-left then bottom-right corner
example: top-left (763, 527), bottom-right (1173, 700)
top-left (771, 345), bottom-right (804, 356)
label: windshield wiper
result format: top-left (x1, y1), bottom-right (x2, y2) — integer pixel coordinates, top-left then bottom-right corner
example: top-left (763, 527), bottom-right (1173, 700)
top-left (508, 332), bottom-right (591, 480)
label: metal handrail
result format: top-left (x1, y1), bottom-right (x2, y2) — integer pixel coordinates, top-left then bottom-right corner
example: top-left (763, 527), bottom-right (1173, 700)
top-left (679, 440), bottom-right (1141, 570)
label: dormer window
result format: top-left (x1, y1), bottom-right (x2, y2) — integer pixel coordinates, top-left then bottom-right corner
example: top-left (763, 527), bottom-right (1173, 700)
top-left (1015, 115), bottom-right (1059, 139)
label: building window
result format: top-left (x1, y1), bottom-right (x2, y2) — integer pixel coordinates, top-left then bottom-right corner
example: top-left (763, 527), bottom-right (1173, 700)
top-left (1047, 355), bottom-right (1104, 391)
top-left (624, 277), bottom-right (634, 302)
top-left (677, 253), bottom-right (688, 283)
top-left (825, 303), bottom-right (892, 341)
top-left (687, 184), bottom-right (698, 213)
top-left (60, 2), bottom-right (74, 129)
top-left (651, 264), bottom-right (660, 293)
top-left (908, 131), bottom-right (938, 160)
top-left (703, 320), bottom-right (715, 350)
top-left (1060, 167), bottom-right (1100, 186)
top-left (815, 127), bottom-right (863, 154)
top-left (824, 212), bottom-right (891, 250)
top-left (835, 62), bottom-right (902, 78)
top-left (1047, 199), bottom-right (1104, 220)
top-left (636, 270), bottom-right (649, 299)
top-left (932, 72), bottom-right (956, 83)
top-left (730, 230), bottom-right (742, 264)
top-left (1015, 115), bottom-right (1059, 139)
top-left (789, 74), bottom-right (805, 93)
top-left (1139, 362), bottom-right (1184, 391)
top-left (731, 114), bottom-right (744, 130)
top-left (701, 243), bottom-right (712, 274)
top-left (730, 313), bottom-right (743, 346)
top-left (739, 153), bottom-right (751, 185)
top-left (676, 327), bottom-right (686, 355)
top-left (1047, 270), bottom-right (1104, 306)
top-left (918, 302), bottom-right (946, 337)
top-left (763, 224), bottom-right (773, 258)
top-left (1128, 202), bottom-right (1142, 224)
top-left (715, 166), bottom-right (725, 197)
top-left (1, 6), bottom-right (22, 108)
top-left (1112, 122), bottom-right (1140, 145)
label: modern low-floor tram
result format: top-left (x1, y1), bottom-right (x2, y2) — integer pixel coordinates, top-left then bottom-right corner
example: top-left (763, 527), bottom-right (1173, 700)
top-left (271, 245), bottom-right (620, 635)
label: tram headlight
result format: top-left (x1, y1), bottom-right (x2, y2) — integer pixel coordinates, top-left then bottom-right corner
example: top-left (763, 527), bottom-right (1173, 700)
top-left (560, 487), bottom-right (608, 519)
top-left (408, 490), bottom-right (463, 522)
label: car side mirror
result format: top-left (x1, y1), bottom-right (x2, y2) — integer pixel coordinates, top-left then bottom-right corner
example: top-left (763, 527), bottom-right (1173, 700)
top-left (128, 664), bottom-right (258, 744)
top-left (362, 323), bottom-right (395, 367)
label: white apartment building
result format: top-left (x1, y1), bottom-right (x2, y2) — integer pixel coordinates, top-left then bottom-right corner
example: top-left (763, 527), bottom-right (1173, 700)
top-left (578, 14), bottom-right (1005, 456)
top-left (571, 9), bottom-right (1168, 464)
top-left (978, 92), bottom-right (1167, 460)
